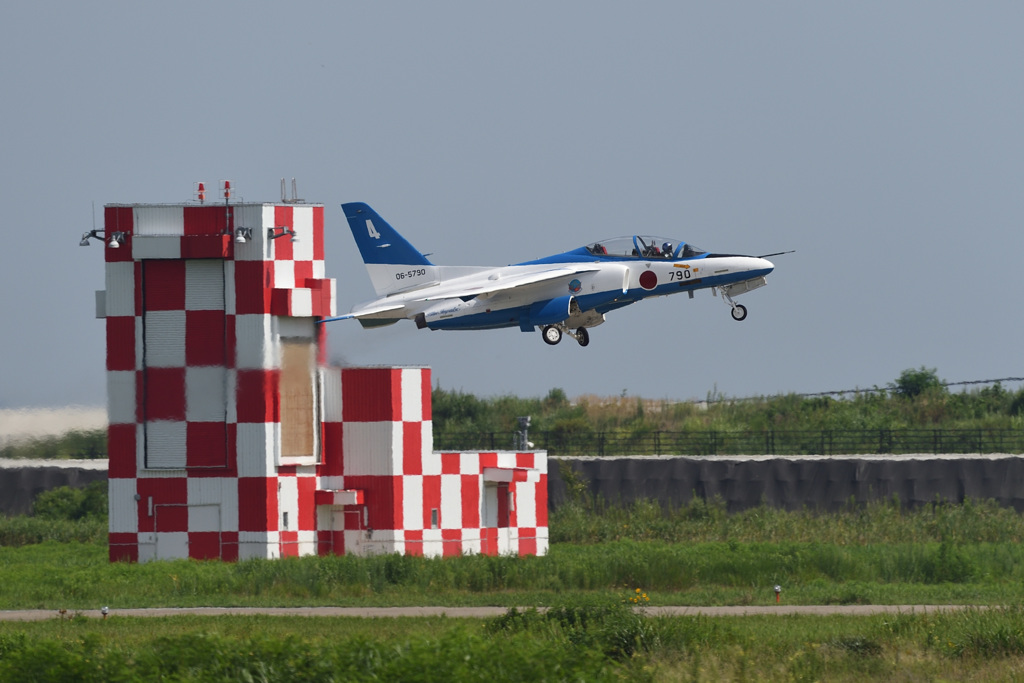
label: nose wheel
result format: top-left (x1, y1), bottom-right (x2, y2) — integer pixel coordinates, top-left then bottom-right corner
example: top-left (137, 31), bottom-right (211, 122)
top-left (718, 287), bottom-right (749, 322)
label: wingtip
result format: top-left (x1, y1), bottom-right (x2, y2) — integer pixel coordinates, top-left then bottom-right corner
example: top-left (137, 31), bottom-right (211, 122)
top-left (317, 314), bottom-right (354, 324)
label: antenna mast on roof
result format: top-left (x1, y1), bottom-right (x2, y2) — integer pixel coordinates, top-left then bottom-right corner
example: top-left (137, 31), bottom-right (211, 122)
top-left (222, 180), bottom-right (233, 235)
top-left (281, 177), bottom-right (304, 204)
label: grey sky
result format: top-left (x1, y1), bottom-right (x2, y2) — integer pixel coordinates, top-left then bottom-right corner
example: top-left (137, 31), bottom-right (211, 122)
top-left (2, 2), bottom-right (1022, 409)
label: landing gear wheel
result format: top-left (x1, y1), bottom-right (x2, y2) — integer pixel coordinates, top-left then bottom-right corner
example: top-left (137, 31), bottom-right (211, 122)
top-left (730, 304), bottom-right (748, 321)
top-left (576, 328), bottom-right (590, 347)
top-left (542, 325), bottom-right (562, 345)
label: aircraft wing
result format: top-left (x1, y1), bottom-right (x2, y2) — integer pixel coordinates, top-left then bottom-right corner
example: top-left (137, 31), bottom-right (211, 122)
top-left (319, 301), bottom-right (406, 323)
top-left (320, 265), bottom-right (605, 324)
top-left (417, 266), bottom-right (601, 302)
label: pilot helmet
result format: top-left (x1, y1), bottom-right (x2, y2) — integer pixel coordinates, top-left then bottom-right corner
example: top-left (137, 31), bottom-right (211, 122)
top-left (662, 242), bottom-right (672, 254)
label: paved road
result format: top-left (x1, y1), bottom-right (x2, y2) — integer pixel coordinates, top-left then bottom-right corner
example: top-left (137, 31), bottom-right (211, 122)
top-left (0, 605), bottom-right (979, 622)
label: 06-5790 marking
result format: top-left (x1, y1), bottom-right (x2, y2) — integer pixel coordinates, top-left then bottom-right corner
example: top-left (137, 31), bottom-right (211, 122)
top-left (396, 269), bottom-right (427, 280)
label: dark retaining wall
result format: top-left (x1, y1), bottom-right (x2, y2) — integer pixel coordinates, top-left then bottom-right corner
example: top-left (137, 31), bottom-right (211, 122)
top-left (0, 463), bottom-right (108, 516)
top-left (6, 455), bottom-right (1024, 517)
top-left (548, 455), bottom-right (1024, 512)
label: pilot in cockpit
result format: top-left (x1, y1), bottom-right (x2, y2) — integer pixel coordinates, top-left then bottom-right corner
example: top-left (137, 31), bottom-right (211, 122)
top-left (662, 242), bottom-right (673, 258)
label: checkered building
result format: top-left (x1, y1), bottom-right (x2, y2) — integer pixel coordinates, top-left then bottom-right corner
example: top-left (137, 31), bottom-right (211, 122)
top-left (319, 367), bottom-right (547, 558)
top-left (97, 193), bottom-right (547, 562)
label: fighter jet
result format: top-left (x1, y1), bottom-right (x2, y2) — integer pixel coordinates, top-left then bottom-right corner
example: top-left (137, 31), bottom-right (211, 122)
top-left (322, 202), bottom-right (779, 347)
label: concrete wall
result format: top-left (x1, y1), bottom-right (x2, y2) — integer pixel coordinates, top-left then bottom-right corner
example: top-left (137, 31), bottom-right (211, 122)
top-left (548, 455), bottom-right (1024, 512)
top-left (7, 454), bottom-right (1024, 517)
top-left (0, 460), bottom-right (108, 516)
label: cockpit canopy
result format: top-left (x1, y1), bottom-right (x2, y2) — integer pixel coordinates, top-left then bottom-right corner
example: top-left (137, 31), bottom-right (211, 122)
top-left (585, 235), bottom-right (707, 260)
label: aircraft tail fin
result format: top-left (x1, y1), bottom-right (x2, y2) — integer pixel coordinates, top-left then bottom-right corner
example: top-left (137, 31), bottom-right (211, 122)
top-left (342, 202), bottom-right (439, 296)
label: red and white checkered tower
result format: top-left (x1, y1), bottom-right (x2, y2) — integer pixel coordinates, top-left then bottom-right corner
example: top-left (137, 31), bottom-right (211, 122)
top-left (99, 183), bottom-right (333, 561)
top-left (93, 182), bottom-right (547, 563)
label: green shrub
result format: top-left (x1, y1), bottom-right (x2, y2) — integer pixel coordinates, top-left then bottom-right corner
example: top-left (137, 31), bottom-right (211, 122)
top-left (890, 367), bottom-right (945, 399)
top-left (0, 632), bottom-right (28, 657)
top-left (33, 481), bottom-right (107, 521)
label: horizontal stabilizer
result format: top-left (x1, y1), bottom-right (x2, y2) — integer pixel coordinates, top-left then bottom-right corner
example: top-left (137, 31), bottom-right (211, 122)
top-left (319, 301), bottom-right (406, 324)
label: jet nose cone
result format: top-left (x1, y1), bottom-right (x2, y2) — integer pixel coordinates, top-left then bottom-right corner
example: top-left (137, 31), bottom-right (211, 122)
top-left (737, 256), bottom-right (774, 276)
top-left (756, 257), bottom-right (775, 275)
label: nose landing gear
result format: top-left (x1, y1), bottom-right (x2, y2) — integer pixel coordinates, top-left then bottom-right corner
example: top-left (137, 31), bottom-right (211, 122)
top-left (719, 287), bottom-right (748, 321)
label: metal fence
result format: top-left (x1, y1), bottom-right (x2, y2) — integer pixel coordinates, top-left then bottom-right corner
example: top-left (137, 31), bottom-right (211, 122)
top-left (435, 428), bottom-right (1024, 456)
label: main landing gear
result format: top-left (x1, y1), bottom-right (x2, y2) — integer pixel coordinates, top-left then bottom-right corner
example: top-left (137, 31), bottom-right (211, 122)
top-left (542, 325), bottom-right (562, 345)
top-left (541, 325), bottom-right (590, 347)
top-left (718, 287), bottom-right (748, 322)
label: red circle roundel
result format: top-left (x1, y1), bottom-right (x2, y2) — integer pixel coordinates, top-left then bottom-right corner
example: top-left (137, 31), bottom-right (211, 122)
top-left (639, 270), bottom-right (658, 290)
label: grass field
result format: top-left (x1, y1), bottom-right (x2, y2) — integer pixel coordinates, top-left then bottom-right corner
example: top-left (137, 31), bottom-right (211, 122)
top-left (6, 537), bottom-right (1024, 611)
top-left (5, 497), bottom-right (1024, 610)
top-left (5, 607), bottom-right (1024, 680)
top-left (5, 497), bottom-right (1024, 679)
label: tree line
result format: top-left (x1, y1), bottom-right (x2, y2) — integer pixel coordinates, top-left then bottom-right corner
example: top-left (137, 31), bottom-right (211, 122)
top-left (432, 367), bottom-right (1024, 452)
top-left (3, 368), bottom-right (1023, 459)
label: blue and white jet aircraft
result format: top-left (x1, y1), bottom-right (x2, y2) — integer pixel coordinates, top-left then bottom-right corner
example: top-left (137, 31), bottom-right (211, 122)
top-left (322, 202), bottom-right (779, 347)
